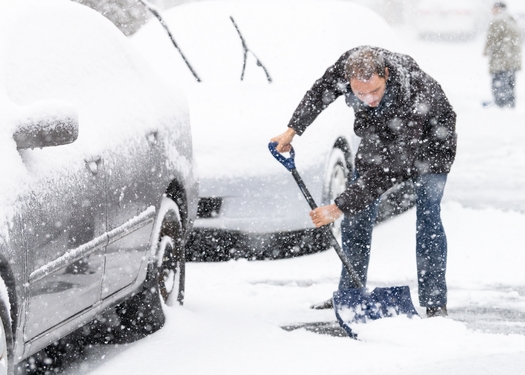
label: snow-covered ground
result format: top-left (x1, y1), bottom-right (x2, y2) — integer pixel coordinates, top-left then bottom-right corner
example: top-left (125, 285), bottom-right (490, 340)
top-left (58, 21), bottom-right (525, 375)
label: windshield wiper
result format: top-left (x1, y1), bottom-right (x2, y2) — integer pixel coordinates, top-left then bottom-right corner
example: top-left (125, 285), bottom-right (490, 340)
top-left (230, 16), bottom-right (271, 83)
top-left (139, 0), bottom-right (201, 82)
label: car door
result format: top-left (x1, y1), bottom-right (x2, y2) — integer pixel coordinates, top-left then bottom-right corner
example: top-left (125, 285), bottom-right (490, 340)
top-left (101, 132), bottom-right (167, 299)
top-left (22, 153), bottom-right (106, 341)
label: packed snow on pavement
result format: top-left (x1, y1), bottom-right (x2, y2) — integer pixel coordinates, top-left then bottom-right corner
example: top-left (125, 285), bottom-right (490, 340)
top-left (60, 11), bottom-right (525, 375)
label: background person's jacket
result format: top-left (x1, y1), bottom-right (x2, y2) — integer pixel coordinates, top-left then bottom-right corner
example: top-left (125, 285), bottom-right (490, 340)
top-left (287, 46), bottom-right (457, 215)
top-left (484, 12), bottom-right (522, 74)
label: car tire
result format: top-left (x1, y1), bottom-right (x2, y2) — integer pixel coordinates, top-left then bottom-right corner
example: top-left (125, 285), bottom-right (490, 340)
top-left (322, 148), bottom-right (349, 243)
top-left (321, 147), bottom-right (415, 225)
top-left (112, 196), bottom-right (185, 343)
top-left (156, 199), bottom-right (185, 306)
top-left (376, 180), bottom-right (416, 223)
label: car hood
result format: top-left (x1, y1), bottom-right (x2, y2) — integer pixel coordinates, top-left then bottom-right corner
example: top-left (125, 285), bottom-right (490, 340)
top-left (188, 82), bottom-right (319, 183)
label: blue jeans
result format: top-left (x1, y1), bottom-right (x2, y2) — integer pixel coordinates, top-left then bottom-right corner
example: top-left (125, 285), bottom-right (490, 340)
top-left (492, 71), bottom-right (516, 108)
top-left (338, 173), bottom-right (448, 307)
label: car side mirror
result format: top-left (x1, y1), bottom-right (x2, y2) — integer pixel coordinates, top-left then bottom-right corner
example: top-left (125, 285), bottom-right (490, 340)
top-left (12, 101), bottom-right (79, 150)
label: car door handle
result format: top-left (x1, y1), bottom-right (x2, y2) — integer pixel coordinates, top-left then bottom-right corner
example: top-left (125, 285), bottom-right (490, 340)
top-left (147, 131), bottom-right (158, 145)
top-left (85, 156), bottom-right (102, 175)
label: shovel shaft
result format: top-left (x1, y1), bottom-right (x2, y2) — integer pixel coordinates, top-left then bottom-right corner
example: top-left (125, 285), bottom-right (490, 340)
top-left (290, 169), bottom-right (363, 289)
top-left (268, 142), bottom-right (363, 288)
top-left (290, 169), bottom-right (317, 210)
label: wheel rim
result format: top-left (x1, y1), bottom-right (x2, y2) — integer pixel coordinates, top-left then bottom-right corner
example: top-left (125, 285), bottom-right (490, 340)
top-left (158, 236), bottom-right (175, 301)
top-left (158, 238), bottom-right (182, 305)
top-left (329, 161), bottom-right (347, 242)
top-left (157, 215), bottom-right (184, 306)
top-left (330, 163), bottom-right (347, 201)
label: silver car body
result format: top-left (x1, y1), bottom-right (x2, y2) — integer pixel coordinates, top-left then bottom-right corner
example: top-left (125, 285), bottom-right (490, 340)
top-left (0, 0), bottom-right (197, 365)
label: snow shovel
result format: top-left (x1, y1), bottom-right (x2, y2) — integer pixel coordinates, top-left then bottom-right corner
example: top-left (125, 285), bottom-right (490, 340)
top-left (268, 142), bottom-right (419, 338)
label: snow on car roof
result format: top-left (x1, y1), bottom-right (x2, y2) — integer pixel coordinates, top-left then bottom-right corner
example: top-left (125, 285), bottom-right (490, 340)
top-left (0, 0), bottom-right (188, 235)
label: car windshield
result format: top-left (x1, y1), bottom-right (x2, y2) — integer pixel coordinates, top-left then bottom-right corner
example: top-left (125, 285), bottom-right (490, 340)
top-left (132, 1), bottom-right (402, 88)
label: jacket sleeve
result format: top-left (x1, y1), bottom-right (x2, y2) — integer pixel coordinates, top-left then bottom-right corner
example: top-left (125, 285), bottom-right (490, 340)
top-left (287, 51), bottom-right (352, 135)
top-left (420, 81), bottom-right (457, 174)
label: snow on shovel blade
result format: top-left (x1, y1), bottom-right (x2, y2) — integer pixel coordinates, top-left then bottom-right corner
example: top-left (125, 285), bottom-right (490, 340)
top-left (333, 286), bottom-right (419, 338)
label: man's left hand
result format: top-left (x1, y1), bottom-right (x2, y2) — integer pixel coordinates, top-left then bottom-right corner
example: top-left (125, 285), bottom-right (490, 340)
top-left (309, 204), bottom-right (343, 227)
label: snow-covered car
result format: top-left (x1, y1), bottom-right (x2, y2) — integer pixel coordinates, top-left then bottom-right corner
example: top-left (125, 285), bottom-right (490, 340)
top-left (414, 0), bottom-right (488, 40)
top-left (133, 0), bottom-right (414, 261)
top-left (0, 0), bottom-right (197, 372)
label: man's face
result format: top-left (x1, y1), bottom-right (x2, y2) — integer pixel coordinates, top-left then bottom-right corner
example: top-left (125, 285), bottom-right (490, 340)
top-left (350, 68), bottom-right (389, 108)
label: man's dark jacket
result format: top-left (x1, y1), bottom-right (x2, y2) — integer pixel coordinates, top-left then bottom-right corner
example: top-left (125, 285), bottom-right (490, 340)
top-left (288, 46), bottom-right (457, 215)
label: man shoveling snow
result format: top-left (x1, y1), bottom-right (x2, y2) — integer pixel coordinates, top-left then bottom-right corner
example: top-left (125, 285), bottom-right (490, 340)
top-left (271, 46), bottom-right (457, 318)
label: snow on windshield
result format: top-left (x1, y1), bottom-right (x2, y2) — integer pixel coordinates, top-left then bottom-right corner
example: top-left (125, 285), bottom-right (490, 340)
top-left (132, 0), bottom-right (405, 178)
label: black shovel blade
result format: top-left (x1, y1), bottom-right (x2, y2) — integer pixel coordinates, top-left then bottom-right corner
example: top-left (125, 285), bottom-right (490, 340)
top-left (333, 286), bottom-right (419, 338)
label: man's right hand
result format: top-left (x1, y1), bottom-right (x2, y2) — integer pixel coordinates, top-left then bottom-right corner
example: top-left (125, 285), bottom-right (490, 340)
top-left (270, 128), bottom-right (296, 153)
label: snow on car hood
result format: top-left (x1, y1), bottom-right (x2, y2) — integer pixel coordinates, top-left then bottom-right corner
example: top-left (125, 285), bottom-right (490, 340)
top-left (187, 82), bottom-right (313, 180)
top-left (0, 0), bottom-right (190, 239)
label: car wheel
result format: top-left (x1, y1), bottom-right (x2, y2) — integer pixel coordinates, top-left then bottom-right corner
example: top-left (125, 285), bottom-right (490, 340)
top-left (112, 196), bottom-right (185, 343)
top-left (323, 148), bottom-right (349, 243)
top-left (156, 201), bottom-right (185, 306)
top-left (376, 180), bottom-right (416, 223)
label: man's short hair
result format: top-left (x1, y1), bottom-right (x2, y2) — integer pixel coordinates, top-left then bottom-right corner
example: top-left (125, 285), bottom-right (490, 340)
top-left (345, 46), bottom-right (386, 81)
top-left (493, 2), bottom-right (506, 10)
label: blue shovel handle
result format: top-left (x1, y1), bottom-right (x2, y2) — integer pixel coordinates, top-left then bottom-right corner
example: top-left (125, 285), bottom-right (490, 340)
top-left (267, 141), bottom-right (363, 288)
top-left (268, 142), bottom-right (296, 171)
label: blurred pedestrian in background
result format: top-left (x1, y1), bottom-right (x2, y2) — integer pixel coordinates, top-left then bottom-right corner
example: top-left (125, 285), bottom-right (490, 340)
top-left (483, 2), bottom-right (522, 108)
